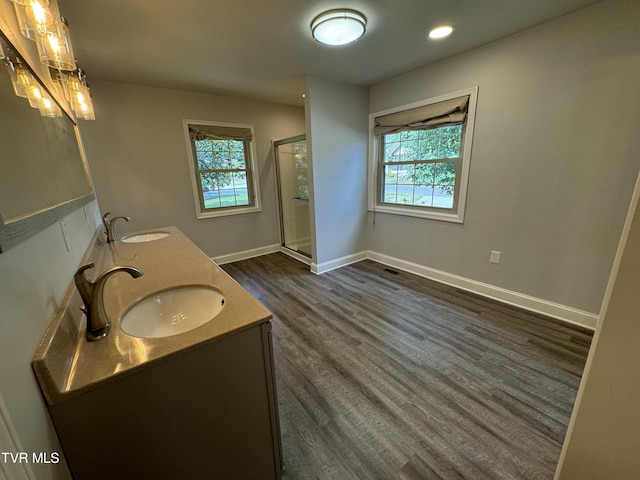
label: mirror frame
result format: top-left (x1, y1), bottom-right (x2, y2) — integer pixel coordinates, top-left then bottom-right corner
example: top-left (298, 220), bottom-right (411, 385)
top-left (0, 23), bottom-right (95, 254)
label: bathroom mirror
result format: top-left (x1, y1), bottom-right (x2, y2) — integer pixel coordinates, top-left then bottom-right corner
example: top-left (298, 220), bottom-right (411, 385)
top-left (0, 28), bottom-right (93, 253)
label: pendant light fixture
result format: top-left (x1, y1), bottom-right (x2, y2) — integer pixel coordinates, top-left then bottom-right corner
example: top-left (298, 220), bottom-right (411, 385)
top-left (66, 67), bottom-right (95, 120)
top-left (5, 57), bottom-right (36, 98)
top-left (13, 0), bottom-right (54, 40)
top-left (311, 9), bottom-right (367, 46)
top-left (35, 16), bottom-right (76, 71)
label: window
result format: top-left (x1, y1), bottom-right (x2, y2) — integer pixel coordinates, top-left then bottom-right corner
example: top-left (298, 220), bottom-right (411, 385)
top-left (184, 121), bottom-right (261, 218)
top-left (381, 126), bottom-right (462, 209)
top-left (369, 87), bottom-right (477, 223)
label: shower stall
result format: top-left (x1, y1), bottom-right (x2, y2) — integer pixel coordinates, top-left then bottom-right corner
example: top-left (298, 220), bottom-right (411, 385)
top-left (273, 135), bottom-right (311, 259)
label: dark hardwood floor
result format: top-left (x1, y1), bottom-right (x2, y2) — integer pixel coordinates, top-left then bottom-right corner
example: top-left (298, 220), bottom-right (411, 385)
top-left (222, 253), bottom-right (592, 480)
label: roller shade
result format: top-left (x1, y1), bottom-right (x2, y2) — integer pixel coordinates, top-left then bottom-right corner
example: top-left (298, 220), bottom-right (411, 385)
top-left (374, 95), bottom-right (469, 136)
top-left (189, 124), bottom-right (252, 142)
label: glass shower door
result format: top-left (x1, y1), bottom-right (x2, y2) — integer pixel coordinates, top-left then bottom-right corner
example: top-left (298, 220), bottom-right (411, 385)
top-left (274, 135), bottom-right (311, 257)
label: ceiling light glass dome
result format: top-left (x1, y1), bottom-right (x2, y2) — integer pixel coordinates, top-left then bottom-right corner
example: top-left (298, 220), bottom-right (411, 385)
top-left (311, 9), bottom-right (367, 46)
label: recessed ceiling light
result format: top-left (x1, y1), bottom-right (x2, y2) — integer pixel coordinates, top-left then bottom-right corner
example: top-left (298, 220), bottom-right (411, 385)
top-left (311, 9), bottom-right (367, 46)
top-left (428, 24), bottom-right (455, 40)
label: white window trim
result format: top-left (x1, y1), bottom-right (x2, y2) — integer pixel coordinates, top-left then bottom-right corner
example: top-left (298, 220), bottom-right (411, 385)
top-left (183, 119), bottom-right (262, 219)
top-left (368, 86), bottom-right (478, 223)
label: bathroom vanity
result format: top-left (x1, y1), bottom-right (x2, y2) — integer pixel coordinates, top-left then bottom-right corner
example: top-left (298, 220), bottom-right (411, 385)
top-left (32, 227), bottom-right (283, 480)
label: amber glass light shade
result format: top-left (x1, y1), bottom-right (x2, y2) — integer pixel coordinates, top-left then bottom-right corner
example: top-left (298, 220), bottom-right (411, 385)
top-left (9, 0), bottom-right (50, 6)
top-left (66, 69), bottom-right (95, 120)
top-left (74, 94), bottom-right (95, 120)
top-left (6, 59), bottom-right (36, 98)
top-left (13, 3), bottom-right (35, 40)
top-left (23, 0), bottom-right (54, 30)
top-left (39, 95), bottom-right (63, 117)
top-left (35, 16), bottom-right (75, 70)
top-left (25, 83), bottom-right (48, 108)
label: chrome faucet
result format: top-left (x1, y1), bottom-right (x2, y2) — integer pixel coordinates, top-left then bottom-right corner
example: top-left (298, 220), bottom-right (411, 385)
top-left (102, 212), bottom-right (131, 243)
top-left (74, 262), bottom-right (143, 341)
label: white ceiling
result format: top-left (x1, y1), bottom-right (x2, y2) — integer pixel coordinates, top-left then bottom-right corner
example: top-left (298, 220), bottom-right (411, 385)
top-left (57, 0), bottom-right (604, 106)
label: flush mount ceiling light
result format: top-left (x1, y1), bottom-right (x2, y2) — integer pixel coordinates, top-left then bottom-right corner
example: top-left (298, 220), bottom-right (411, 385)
top-left (311, 9), bottom-right (367, 46)
top-left (428, 24), bottom-right (455, 40)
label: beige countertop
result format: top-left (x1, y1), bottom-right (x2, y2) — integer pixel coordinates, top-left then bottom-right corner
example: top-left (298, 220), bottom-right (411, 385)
top-left (32, 226), bottom-right (272, 405)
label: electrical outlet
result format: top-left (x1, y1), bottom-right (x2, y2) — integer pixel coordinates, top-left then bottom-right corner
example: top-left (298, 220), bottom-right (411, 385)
top-left (83, 204), bottom-right (91, 225)
top-left (490, 250), bottom-right (501, 264)
top-left (60, 221), bottom-right (72, 252)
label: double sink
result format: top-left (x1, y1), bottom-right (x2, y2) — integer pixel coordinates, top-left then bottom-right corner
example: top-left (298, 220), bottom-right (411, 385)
top-left (32, 226), bottom-right (272, 406)
top-left (32, 226), bottom-right (281, 479)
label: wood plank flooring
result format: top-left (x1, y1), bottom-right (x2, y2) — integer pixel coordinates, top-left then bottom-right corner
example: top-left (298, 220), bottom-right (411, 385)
top-left (221, 253), bottom-right (592, 480)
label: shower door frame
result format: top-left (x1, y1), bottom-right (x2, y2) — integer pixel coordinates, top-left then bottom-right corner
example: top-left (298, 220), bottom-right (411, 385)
top-left (273, 134), bottom-right (312, 263)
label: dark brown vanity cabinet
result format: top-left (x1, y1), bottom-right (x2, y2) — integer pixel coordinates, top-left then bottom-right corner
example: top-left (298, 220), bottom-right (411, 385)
top-left (48, 322), bottom-right (283, 480)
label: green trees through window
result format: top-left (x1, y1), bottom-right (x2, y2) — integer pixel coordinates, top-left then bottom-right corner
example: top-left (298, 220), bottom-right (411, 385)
top-left (381, 125), bottom-right (463, 209)
top-left (194, 138), bottom-right (250, 208)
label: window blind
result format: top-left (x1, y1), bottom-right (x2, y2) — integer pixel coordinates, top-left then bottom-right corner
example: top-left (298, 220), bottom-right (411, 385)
top-left (374, 95), bottom-right (469, 136)
top-left (189, 124), bottom-right (252, 142)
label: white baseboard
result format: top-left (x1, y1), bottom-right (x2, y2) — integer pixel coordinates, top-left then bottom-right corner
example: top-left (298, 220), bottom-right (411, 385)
top-left (212, 244), bottom-right (280, 265)
top-left (280, 246), bottom-right (312, 266)
top-left (367, 251), bottom-right (598, 330)
top-left (212, 244), bottom-right (598, 330)
top-left (311, 251), bottom-right (369, 275)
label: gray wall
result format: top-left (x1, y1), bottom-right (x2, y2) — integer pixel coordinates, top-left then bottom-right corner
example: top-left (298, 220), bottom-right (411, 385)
top-left (305, 76), bottom-right (369, 268)
top-left (0, 6), bottom-right (99, 478)
top-left (367, 0), bottom-right (640, 315)
top-left (78, 81), bottom-right (305, 258)
top-left (0, 203), bottom-right (101, 480)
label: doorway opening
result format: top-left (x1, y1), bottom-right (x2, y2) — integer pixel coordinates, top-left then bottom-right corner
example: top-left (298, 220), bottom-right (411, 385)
top-left (274, 135), bottom-right (311, 260)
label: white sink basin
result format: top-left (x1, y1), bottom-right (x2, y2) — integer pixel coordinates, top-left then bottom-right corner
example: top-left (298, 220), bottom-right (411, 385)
top-left (121, 232), bottom-right (170, 243)
top-left (121, 285), bottom-right (225, 338)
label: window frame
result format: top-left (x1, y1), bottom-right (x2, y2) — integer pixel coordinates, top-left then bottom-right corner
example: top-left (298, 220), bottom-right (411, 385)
top-left (183, 119), bottom-right (262, 219)
top-left (368, 86), bottom-right (478, 223)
